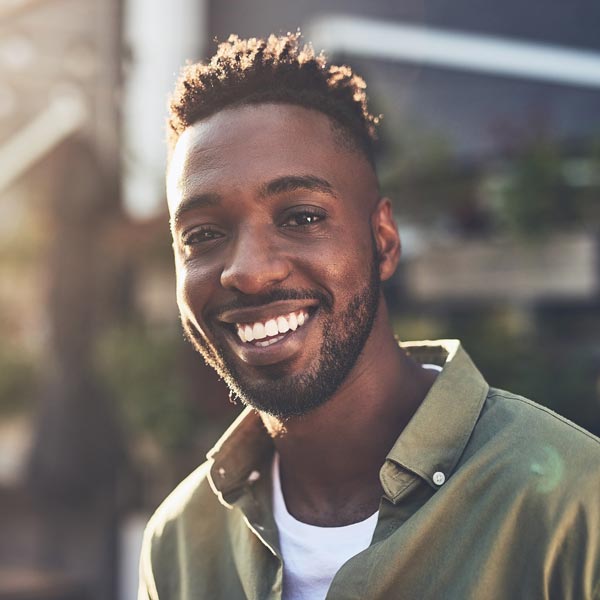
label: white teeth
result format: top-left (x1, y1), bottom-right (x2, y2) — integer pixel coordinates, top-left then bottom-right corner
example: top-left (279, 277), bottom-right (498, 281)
top-left (253, 322), bottom-right (266, 340)
top-left (255, 335), bottom-right (284, 347)
top-left (265, 319), bottom-right (278, 337)
top-left (277, 316), bottom-right (289, 333)
top-left (235, 309), bottom-right (311, 344)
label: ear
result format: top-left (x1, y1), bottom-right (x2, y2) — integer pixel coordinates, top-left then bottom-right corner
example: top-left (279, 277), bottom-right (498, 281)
top-left (371, 197), bottom-right (401, 282)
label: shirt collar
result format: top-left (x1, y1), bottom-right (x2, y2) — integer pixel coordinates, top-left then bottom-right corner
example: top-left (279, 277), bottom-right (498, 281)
top-left (381, 340), bottom-right (489, 501)
top-left (206, 406), bottom-right (272, 507)
top-left (206, 340), bottom-right (489, 507)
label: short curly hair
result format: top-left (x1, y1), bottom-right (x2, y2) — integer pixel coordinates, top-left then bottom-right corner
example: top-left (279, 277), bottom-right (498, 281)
top-left (168, 32), bottom-right (380, 165)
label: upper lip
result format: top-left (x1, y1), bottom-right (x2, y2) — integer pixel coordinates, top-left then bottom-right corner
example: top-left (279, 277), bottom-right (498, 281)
top-left (217, 299), bottom-right (319, 324)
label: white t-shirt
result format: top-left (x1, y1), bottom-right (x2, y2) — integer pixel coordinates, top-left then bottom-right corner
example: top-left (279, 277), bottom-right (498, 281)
top-left (272, 363), bottom-right (443, 600)
top-left (272, 452), bottom-right (378, 600)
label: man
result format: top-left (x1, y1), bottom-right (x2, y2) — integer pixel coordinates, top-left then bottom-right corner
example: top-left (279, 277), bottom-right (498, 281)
top-left (138, 33), bottom-right (600, 599)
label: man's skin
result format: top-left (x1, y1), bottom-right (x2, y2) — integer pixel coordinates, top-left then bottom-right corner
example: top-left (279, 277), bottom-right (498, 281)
top-left (167, 103), bottom-right (437, 527)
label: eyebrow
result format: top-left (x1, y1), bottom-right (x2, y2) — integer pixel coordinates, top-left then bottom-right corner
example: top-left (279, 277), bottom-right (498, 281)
top-left (170, 174), bottom-right (338, 230)
top-left (171, 192), bottom-right (221, 230)
top-left (260, 175), bottom-right (338, 199)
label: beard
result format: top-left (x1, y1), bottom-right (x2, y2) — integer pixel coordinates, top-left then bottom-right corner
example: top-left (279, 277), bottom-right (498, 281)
top-left (181, 249), bottom-right (381, 420)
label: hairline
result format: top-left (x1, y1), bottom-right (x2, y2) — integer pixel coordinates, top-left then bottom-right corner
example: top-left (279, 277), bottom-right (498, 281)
top-left (167, 100), bottom-right (377, 177)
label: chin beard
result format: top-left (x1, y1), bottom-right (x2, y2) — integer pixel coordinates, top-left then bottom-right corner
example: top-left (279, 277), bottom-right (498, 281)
top-left (181, 253), bottom-right (381, 420)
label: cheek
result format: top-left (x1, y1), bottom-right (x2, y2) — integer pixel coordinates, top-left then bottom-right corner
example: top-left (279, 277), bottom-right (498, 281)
top-left (300, 232), bottom-right (375, 295)
top-left (175, 260), bottom-right (216, 322)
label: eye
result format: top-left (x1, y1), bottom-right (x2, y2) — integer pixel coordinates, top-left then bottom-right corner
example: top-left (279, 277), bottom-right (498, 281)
top-left (181, 225), bottom-right (224, 246)
top-left (281, 206), bottom-right (327, 228)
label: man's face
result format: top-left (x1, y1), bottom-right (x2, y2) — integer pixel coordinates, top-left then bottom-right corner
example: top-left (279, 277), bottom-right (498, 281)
top-left (167, 103), bottom-right (395, 419)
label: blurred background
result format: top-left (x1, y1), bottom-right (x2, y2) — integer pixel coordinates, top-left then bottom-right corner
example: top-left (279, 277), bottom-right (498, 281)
top-left (0, 0), bottom-right (599, 598)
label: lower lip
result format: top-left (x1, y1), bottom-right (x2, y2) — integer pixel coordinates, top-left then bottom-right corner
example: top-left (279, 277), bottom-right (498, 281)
top-left (226, 314), bottom-right (315, 367)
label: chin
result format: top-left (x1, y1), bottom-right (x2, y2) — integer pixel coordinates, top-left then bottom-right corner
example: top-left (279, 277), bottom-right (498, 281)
top-left (183, 293), bottom-right (379, 421)
top-left (181, 246), bottom-right (381, 420)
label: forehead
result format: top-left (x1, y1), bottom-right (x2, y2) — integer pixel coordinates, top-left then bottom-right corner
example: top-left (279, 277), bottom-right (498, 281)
top-left (166, 103), bottom-right (376, 213)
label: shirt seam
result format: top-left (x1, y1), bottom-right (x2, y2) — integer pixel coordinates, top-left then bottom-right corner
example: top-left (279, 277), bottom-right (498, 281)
top-left (488, 390), bottom-right (600, 446)
top-left (389, 474), bottom-right (420, 502)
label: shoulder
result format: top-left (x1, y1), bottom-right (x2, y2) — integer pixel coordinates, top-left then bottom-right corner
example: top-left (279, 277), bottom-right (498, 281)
top-left (139, 460), bottom-right (232, 598)
top-left (139, 462), bottom-right (223, 573)
top-left (143, 460), bottom-right (221, 544)
top-left (471, 389), bottom-right (600, 594)
top-left (467, 387), bottom-right (600, 501)
top-left (483, 387), bottom-right (600, 452)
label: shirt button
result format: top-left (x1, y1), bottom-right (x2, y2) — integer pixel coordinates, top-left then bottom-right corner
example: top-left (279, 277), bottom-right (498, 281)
top-left (433, 471), bottom-right (446, 486)
top-left (247, 470), bottom-right (261, 483)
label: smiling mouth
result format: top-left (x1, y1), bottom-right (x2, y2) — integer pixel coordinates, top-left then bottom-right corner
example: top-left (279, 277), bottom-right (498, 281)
top-left (235, 309), bottom-right (310, 347)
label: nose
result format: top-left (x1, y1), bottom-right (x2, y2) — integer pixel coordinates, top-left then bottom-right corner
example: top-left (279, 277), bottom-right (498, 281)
top-left (220, 225), bottom-right (291, 294)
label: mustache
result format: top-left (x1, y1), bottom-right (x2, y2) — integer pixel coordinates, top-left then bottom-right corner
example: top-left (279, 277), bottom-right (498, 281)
top-left (208, 288), bottom-right (333, 320)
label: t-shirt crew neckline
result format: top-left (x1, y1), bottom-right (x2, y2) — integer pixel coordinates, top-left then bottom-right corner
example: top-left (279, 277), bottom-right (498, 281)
top-left (271, 451), bottom-right (379, 600)
top-left (271, 451), bottom-right (380, 535)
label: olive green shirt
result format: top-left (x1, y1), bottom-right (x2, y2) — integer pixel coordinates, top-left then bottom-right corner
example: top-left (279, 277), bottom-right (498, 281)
top-left (138, 340), bottom-right (600, 599)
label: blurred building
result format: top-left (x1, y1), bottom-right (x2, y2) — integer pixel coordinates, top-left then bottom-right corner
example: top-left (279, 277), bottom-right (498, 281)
top-left (0, 0), bottom-right (120, 354)
top-left (0, 2), bottom-right (123, 599)
top-left (0, 1), bottom-right (599, 599)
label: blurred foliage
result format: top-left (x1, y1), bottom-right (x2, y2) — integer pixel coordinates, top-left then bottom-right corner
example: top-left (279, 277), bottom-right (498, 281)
top-left (0, 345), bottom-right (36, 416)
top-left (380, 121), bottom-right (600, 238)
top-left (95, 325), bottom-right (205, 454)
top-left (380, 122), bottom-right (467, 224)
top-left (499, 136), bottom-right (600, 237)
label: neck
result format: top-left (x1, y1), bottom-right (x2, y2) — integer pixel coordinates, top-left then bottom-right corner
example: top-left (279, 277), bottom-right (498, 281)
top-left (260, 299), bottom-right (437, 526)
